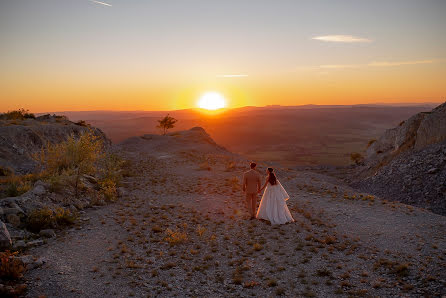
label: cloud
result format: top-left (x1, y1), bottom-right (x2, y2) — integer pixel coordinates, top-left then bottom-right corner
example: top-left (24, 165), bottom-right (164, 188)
top-left (312, 35), bottom-right (372, 43)
top-left (312, 59), bottom-right (437, 70)
top-left (90, 0), bottom-right (112, 7)
top-left (319, 64), bottom-right (361, 69)
top-left (216, 74), bottom-right (248, 78)
top-left (368, 60), bottom-right (434, 67)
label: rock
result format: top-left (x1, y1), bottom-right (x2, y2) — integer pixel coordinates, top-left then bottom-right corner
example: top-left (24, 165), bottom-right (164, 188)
top-left (39, 229), bottom-right (56, 238)
top-left (6, 214), bottom-right (21, 227)
top-left (27, 239), bottom-right (44, 247)
top-left (18, 255), bottom-right (34, 266)
top-left (427, 168), bottom-right (438, 174)
top-left (82, 174), bottom-right (98, 184)
top-left (0, 221), bottom-right (12, 249)
top-left (31, 184), bottom-right (46, 196)
top-left (0, 115), bottom-right (111, 175)
top-left (3, 206), bottom-right (24, 216)
top-left (356, 102), bottom-right (446, 215)
top-left (14, 240), bottom-right (26, 250)
top-left (17, 255), bottom-right (46, 270)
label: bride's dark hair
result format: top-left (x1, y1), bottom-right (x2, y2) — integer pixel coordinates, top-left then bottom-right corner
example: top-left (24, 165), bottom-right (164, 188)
top-left (267, 167), bottom-right (277, 185)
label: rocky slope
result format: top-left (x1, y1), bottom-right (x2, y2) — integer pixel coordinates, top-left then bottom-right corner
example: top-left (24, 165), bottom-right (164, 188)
top-left (23, 127), bottom-right (445, 297)
top-left (353, 102), bottom-right (446, 215)
top-left (0, 114), bottom-right (110, 174)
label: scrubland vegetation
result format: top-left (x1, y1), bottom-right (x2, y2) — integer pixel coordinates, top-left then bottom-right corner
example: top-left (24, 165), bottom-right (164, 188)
top-left (0, 109), bottom-right (35, 121)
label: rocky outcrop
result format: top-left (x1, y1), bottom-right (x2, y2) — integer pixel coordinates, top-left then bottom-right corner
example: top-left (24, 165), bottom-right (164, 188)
top-left (366, 102), bottom-right (446, 168)
top-left (0, 114), bottom-right (110, 174)
top-left (355, 141), bottom-right (446, 215)
top-left (119, 127), bottom-right (231, 157)
top-left (354, 102), bottom-right (446, 215)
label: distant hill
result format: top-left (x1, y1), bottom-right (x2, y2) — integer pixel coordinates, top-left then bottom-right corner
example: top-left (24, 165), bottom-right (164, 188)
top-left (46, 104), bottom-right (438, 166)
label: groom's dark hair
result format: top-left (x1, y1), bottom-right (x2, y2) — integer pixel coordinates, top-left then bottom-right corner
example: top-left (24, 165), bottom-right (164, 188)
top-left (250, 162), bottom-right (256, 169)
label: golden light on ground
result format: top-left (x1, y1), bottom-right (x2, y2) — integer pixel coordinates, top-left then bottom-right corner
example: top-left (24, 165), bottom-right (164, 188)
top-left (197, 92), bottom-right (227, 110)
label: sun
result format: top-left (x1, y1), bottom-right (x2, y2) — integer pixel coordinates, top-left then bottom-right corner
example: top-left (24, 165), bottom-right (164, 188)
top-left (197, 92), bottom-right (227, 110)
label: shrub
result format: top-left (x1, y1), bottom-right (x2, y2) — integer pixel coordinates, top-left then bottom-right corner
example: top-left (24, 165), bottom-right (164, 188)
top-left (75, 120), bottom-right (88, 127)
top-left (0, 166), bottom-right (13, 176)
top-left (196, 225), bottom-right (206, 237)
top-left (27, 207), bottom-right (76, 232)
top-left (34, 130), bottom-right (103, 197)
top-left (225, 161), bottom-right (236, 171)
top-left (366, 139), bottom-right (376, 148)
top-left (164, 228), bottom-right (188, 245)
top-left (226, 176), bottom-right (241, 191)
top-left (99, 178), bottom-right (117, 201)
top-left (1, 108), bottom-right (35, 120)
top-left (350, 152), bottom-right (364, 165)
top-left (98, 153), bottom-right (124, 185)
top-left (0, 251), bottom-right (25, 280)
top-left (3, 175), bottom-right (32, 197)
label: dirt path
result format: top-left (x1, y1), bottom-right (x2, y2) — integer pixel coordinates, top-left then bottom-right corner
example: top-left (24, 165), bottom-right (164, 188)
top-left (24, 146), bottom-right (446, 297)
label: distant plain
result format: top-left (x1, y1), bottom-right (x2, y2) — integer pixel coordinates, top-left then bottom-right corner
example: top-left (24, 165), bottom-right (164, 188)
top-left (52, 104), bottom-right (438, 167)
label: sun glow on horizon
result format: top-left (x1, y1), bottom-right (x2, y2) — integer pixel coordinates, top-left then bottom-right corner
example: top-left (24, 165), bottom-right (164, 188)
top-left (197, 92), bottom-right (227, 110)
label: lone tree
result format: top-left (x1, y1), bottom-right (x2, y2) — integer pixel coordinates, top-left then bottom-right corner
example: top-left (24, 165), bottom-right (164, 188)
top-left (157, 114), bottom-right (177, 135)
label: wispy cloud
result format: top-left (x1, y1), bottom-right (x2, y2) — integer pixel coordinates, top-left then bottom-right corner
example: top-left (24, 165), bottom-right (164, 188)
top-left (90, 0), bottom-right (112, 7)
top-left (312, 35), bottom-right (372, 43)
top-left (297, 59), bottom-right (438, 72)
top-left (216, 74), bottom-right (248, 78)
top-left (368, 60), bottom-right (434, 67)
top-left (319, 64), bottom-right (361, 69)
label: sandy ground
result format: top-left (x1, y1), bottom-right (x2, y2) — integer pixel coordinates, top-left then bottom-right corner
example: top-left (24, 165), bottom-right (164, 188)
top-left (24, 137), bottom-right (446, 297)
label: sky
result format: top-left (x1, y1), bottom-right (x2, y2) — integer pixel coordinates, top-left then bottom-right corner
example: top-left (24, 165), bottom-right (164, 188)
top-left (1, 0), bottom-right (445, 112)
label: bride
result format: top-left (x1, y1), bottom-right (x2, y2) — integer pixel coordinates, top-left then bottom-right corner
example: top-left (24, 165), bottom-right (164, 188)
top-left (256, 167), bottom-right (294, 225)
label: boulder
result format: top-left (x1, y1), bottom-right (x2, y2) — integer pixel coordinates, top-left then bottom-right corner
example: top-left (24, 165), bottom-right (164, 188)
top-left (13, 240), bottom-right (26, 250)
top-left (0, 221), bottom-right (12, 249)
top-left (6, 214), bottom-right (21, 227)
top-left (39, 229), bottom-right (56, 238)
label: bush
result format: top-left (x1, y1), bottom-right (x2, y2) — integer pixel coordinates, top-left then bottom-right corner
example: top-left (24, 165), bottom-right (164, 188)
top-left (3, 175), bottom-right (32, 197)
top-left (99, 179), bottom-right (117, 202)
top-left (366, 139), bottom-right (376, 148)
top-left (1, 108), bottom-right (35, 120)
top-left (164, 228), bottom-right (188, 245)
top-left (0, 251), bottom-right (25, 280)
top-left (350, 152), bottom-right (364, 165)
top-left (27, 207), bottom-right (77, 233)
top-left (75, 120), bottom-right (88, 127)
top-left (0, 166), bottom-right (13, 176)
top-left (34, 130), bottom-right (103, 197)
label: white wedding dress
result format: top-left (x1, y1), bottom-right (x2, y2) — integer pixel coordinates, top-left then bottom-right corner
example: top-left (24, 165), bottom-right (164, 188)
top-left (256, 180), bottom-right (294, 225)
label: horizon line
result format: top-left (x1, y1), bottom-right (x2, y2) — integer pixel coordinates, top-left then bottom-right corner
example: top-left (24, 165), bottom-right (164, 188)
top-left (29, 101), bottom-right (443, 114)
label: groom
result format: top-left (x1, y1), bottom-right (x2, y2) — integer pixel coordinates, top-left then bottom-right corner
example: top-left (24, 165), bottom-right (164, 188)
top-left (243, 162), bottom-right (262, 220)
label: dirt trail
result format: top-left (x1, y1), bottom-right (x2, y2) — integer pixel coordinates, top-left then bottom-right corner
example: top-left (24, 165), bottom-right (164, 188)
top-left (25, 144), bottom-right (446, 297)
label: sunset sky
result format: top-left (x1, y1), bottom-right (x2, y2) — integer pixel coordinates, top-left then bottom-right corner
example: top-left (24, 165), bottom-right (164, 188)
top-left (1, 0), bottom-right (445, 112)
